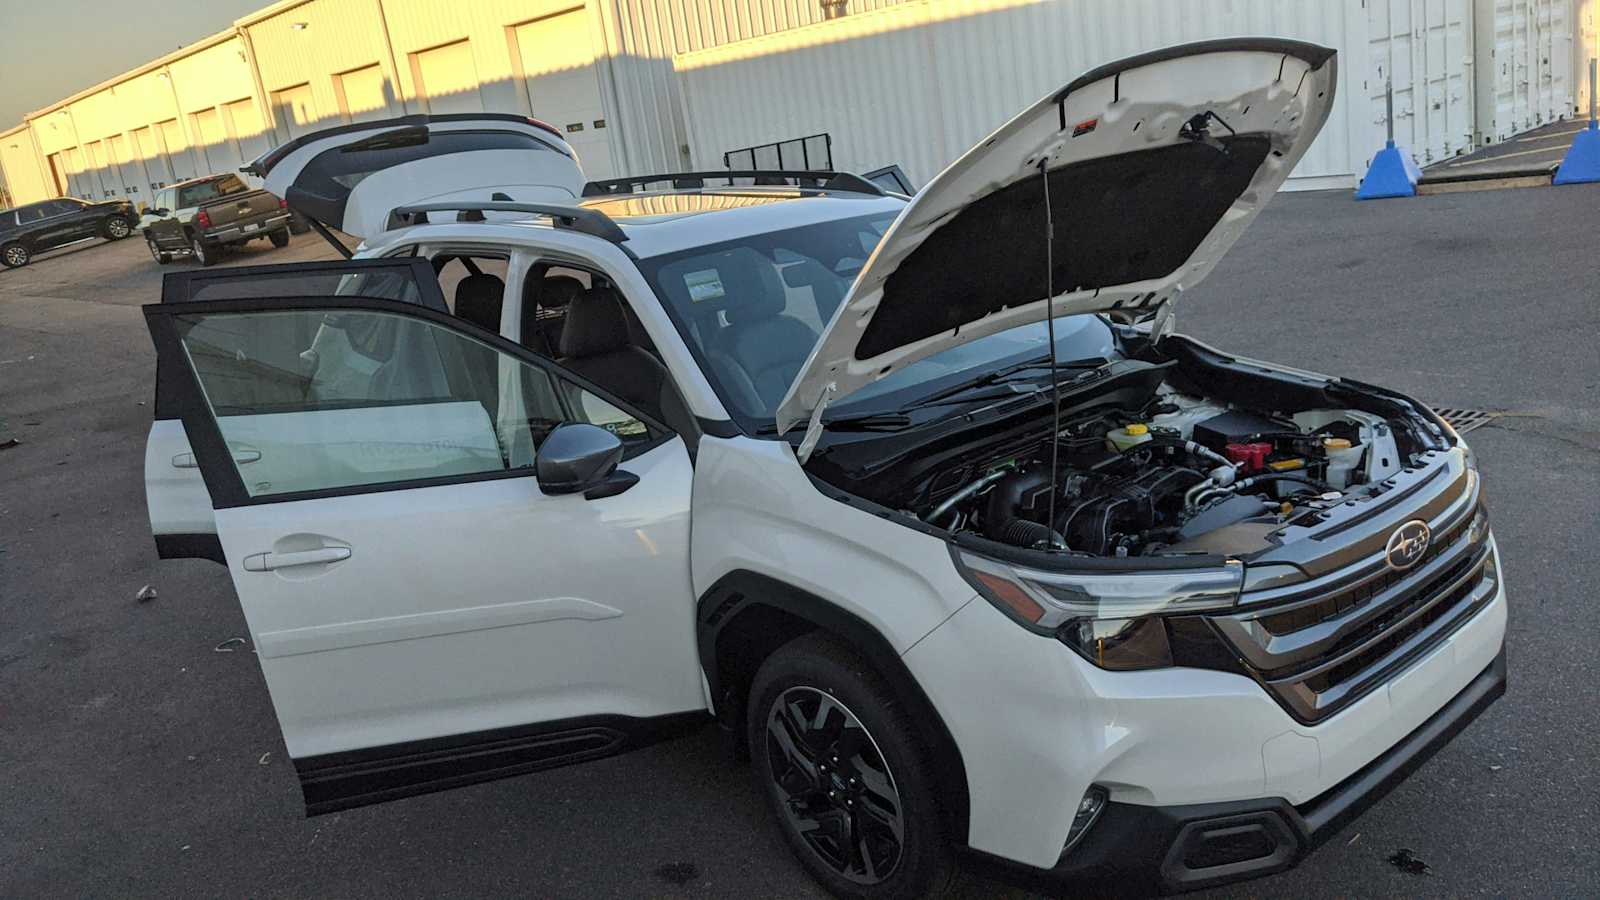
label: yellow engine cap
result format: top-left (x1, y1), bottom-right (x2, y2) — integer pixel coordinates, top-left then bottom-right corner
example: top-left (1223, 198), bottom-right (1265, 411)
top-left (1322, 437), bottom-right (1353, 450)
top-left (1268, 458), bottom-right (1306, 472)
top-left (1124, 423), bottom-right (1149, 435)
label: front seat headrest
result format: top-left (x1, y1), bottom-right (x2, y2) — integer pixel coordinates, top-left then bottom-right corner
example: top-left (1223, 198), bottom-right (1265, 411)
top-left (527, 274), bottom-right (586, 310)
top-left (560, 288), bottom-right (631, 358)
top-left (455, 273), bottom-right (505, 333)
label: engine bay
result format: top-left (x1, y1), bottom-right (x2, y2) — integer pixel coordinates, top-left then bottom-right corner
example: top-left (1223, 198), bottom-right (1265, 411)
top-left (806, 338), bottom-right (1444, 561)
top-left (920, 392), bottom-right (1412, 558)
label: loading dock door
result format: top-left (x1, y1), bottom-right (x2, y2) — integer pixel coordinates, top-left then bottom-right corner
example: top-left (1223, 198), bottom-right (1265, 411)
top-left (194, 108), bottom-right (236, 176)
top-left (226, 98), bottom-right (272, 183)
top-left (414, 40), bottom-right (484, 115)
top-left (513, 11), bottom-right (614, 179)
top-left (159, 119), bottom-right (199, 182)
top-left (134, 126), bottom-right (174, 190)
top-left (108, 134), bottom-right (148, 205)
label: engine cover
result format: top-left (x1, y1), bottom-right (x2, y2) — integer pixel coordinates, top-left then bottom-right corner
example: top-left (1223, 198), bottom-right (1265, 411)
top-left (1057, 466), bottom-right (1205, 555)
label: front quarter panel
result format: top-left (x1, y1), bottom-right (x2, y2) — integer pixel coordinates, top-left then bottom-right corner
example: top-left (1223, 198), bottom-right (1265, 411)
top-left (690, 435), bottom-right (975, 655)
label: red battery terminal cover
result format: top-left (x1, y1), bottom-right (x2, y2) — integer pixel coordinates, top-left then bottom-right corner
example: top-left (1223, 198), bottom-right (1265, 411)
top-left (1224, 442), bottom-right (1273, 473)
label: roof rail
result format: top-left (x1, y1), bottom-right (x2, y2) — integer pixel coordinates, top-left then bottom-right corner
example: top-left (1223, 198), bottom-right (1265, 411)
top-left (384, 201), bottom-right (627, 243)
top-left (582, 170), bottom-right (885, 198)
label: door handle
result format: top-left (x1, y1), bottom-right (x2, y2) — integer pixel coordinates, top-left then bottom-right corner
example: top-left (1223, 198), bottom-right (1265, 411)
top-left (171, 449), bottom-right (261, 468)
top-left (242, 547), bottom-right (351, 572)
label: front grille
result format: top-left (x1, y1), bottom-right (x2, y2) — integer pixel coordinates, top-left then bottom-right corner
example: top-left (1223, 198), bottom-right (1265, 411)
top-left (1211, 503), bottom-right (1495, 725)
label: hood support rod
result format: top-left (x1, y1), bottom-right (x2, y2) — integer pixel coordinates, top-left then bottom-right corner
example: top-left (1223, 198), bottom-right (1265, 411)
top-left (1040, 158), bottom-right (1062, 533)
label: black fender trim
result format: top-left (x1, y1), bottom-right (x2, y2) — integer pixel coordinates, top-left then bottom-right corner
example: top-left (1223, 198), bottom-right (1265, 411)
top-left (696, 570), bottom-right (971, 841)
top-left (294, 710), bottom-right (709, 816)
top-left (154, 532), bottom-right (226, 565)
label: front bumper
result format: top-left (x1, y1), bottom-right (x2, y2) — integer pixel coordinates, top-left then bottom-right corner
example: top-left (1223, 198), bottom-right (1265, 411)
top-left (903, 539), bottom-right (1507, 883)
top-left (1039, 645), bottom-right (1505, 893)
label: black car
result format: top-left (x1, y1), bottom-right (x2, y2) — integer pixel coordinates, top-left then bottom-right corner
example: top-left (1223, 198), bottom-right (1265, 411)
top-left (0, 196), bottom-right (138, 268)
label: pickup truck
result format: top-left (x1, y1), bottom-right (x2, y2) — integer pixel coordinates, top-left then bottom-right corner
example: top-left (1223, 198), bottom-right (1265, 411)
top-left (139, 173), bottom-right (292, 266)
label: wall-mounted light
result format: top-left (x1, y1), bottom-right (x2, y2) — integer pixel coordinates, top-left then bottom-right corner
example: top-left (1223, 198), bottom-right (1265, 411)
top-left (158, 72), bottom-right (170, 81)
top-left (290, 21), bottom-right (308, 31)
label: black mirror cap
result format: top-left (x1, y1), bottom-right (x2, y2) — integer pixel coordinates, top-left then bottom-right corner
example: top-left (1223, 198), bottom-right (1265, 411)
top-left (536, 423), bottom-right (624, 495)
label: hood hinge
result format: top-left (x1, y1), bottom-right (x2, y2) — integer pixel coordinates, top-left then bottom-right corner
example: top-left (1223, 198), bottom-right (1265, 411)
top-left (795, 383), bottom-right (837, 464)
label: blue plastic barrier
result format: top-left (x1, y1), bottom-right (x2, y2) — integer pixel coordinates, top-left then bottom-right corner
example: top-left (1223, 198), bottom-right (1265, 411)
top-left (1355, 140), bottom-right (1421, 200)
top-left (1553, 120), bottom-right (1600, 185)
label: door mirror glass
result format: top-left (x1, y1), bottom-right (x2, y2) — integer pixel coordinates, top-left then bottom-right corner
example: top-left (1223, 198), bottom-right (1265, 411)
top-left (535, 423), bottom-right (623, 495)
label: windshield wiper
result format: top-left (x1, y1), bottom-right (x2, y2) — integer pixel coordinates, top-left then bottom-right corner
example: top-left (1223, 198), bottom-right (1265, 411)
top-left (902, 356), bottom-right (1109, 409)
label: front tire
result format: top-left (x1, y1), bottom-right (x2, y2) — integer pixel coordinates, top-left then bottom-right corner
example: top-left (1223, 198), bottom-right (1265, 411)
top-left (269, 228), bottom-right (290, 248)
top-left (102, 215), bottom-right (131, 240)
top-left (748, 634), bottom-right (954, 899)
top-left (1, 242), bottom-right (30, 268)
top-left (190, 234), bottom-right (216, 267)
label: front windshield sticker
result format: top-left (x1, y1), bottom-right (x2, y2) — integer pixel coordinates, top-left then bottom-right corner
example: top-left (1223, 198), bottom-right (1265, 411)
top-left (685, 269), bottom-right (726, 302)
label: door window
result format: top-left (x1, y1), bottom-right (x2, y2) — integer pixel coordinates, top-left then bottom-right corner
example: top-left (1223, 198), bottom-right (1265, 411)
top-left (171, 306), bottom-right (656, 500)
top-left (16, 204), bottom-right (48, 224)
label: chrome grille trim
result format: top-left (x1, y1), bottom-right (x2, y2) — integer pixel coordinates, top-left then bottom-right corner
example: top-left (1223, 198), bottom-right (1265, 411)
top-left (1215, 461), bottom-right (1492, 724)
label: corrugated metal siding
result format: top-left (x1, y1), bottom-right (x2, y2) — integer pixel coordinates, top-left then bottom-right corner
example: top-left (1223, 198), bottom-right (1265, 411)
top-left (1, 127), bottom-right (52, 205)
top-left (1480, 0), bottom-right (1575, 139)
top-left (244, 0), bottom-right (397, 137)
top-left (1370, 0), bottom-right (1476, 163)
top-left (599, 0), bottom-right (911, 174)
top-left (675, 0), bottom-right (1375, 189)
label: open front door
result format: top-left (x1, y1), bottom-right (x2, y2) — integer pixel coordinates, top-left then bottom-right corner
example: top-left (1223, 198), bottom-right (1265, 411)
top-left (144, 285), bottom-right (705, 814)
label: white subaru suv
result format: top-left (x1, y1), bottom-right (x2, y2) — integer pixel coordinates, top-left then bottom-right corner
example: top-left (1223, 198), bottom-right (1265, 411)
top-left (142, 40), bottom-right (1505, 897)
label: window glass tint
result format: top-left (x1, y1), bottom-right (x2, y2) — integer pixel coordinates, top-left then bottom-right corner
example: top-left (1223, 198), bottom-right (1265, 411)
top-left (637, 212), bottom-right (896, 420)
top-left (175, 308), bottom-right (655, 498)
top-left (178, 176), bottom-right (247, 208)
top-left (185, 268), bottom-right (427, 303)
top-left (16, 205), bottom-right (48, 224)
top-left (304, 130), bottom-right (553, 193)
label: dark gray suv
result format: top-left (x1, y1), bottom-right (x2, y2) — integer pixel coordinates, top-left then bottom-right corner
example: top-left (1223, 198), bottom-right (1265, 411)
top-left (0, 196), bottom-right (138, 268)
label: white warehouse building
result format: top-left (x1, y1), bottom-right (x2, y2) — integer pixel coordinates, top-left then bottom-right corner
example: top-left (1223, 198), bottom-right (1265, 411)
top-left (1, 0), bottom-right (1595, 208)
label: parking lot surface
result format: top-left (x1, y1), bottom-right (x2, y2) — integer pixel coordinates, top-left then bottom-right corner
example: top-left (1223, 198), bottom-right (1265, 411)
top-left (3, 188), bottom-right (1598, 898)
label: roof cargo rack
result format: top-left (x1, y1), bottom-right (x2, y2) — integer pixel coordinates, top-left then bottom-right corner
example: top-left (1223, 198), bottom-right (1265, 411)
top-left (582, 170), bottom-right (884, 197)
top-left (384, 201), bottom-right (627, 243)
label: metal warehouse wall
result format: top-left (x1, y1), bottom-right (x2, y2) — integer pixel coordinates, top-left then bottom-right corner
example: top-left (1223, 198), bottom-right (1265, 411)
top-left (674, 0), bottom-right (1590, 190)
top-left (1, 0), bottom-right (1589, 207)
top-left (677, 0), bottom-right (1377, 190)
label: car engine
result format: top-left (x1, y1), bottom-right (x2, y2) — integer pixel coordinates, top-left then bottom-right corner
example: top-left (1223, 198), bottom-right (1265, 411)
top-left (917, 391), bottom-right (1409, 558)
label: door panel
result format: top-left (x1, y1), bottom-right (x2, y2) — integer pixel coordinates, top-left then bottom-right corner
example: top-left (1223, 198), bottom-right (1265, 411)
top-left (143, 288), bottom-right (703, 810)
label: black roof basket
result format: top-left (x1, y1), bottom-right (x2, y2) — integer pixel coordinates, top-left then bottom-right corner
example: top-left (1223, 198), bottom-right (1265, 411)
top-left (384, 201), bottom-right (627, 243)
top-left (581, 170), bottom-right (885, 198)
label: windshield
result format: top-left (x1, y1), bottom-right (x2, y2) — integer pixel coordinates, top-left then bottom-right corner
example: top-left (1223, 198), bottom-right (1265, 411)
top-left (638, 211), bottom-right (1118, 433)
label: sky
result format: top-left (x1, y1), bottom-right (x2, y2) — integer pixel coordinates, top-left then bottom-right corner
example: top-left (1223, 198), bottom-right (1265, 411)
top-left (0, 0), bottom-right (268, 128)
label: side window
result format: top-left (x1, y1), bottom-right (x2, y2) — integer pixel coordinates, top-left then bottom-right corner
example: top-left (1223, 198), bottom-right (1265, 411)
top-left (175, 186), bottom-right (197, 209)
top-left (173, 308), bottom-right (658, 499)
top-left (16, 205), bottom-right (47, 224)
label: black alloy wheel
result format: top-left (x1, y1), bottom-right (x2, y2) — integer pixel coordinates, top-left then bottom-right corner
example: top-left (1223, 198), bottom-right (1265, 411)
top-left (765, 686), bottom-right (907, 884)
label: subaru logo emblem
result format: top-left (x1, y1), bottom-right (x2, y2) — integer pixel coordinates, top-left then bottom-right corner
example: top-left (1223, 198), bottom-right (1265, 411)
top-left (1385, 520), bottom-right (1431, 571)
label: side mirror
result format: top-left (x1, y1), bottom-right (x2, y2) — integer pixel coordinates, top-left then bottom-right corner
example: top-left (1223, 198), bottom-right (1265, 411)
top-left (536, 423), bottom-right (635, 499)
top-left (153, 208), bottom-right (171, 217)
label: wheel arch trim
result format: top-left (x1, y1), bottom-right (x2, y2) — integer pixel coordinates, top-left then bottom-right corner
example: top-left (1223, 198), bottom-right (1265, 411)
top-left (697, 569), bottom-right (972, 842)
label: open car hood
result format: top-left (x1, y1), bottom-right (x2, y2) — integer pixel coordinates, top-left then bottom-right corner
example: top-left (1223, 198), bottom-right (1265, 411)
top-left (776, 39), bottom-right (1337, 439)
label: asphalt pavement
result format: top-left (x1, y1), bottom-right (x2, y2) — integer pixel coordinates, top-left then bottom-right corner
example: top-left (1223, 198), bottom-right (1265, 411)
top-left (2, 184), bottom-right (1597, 898)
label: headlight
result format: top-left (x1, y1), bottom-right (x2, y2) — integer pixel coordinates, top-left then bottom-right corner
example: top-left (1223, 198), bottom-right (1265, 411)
top-left (952, 548), bottom-right (1243, 670)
